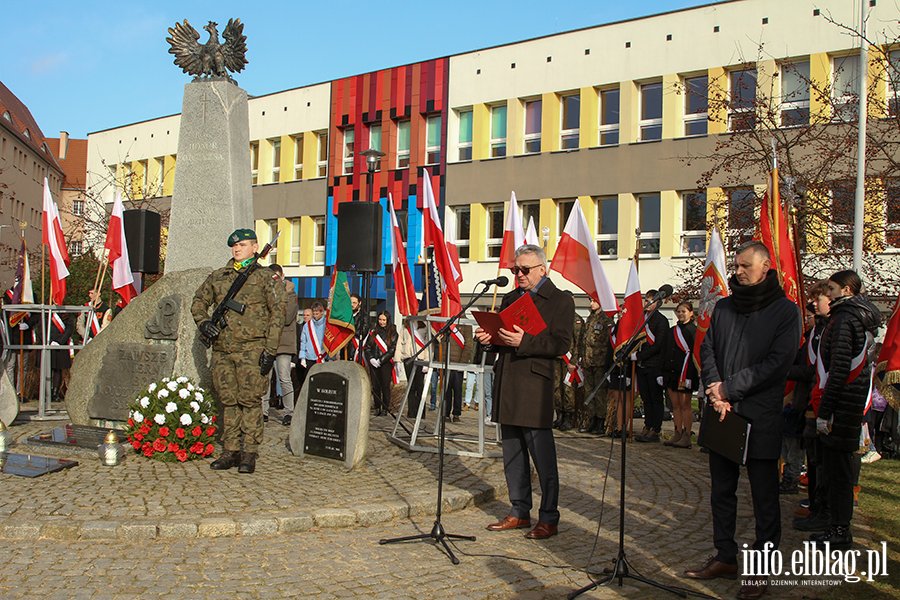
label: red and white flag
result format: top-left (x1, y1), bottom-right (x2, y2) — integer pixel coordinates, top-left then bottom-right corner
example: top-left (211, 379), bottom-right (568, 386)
top-left (692, 227), bottom-right (729, 370)
top-left (550, 200), bottom-right (618, 316)
top-left (388, 194), bottom-right (419, 316)
top-left (421, 168), bottom-right (461, 317)
top-left (41, 178), bottom-right (70, 305)
top-left (525, 216), bottom-right (540, 246)
top-left (498, 191), bottom-right (526, 269)
top-left (104, 189), bottom-right (140, 305)
top-left (612, 260), bottom-right (644, 354)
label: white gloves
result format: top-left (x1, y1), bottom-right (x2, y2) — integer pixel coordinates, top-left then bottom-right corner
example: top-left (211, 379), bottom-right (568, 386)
top-left (656, 376), bottom-right (664, 387)
top-left (300, 359), bottom-right (307, 368)
top-left (290, 362), bottom-right (296, 369)
top-left (370, 358), bottom-right (382, 368)
top-left (630, 352), bottom-right (637, 361)
top-left (816, 417), bottom-right (830, 435)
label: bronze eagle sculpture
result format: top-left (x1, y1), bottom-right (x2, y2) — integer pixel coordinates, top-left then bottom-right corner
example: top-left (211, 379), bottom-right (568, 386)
top-left (166, 19), bottom-right (248, 79)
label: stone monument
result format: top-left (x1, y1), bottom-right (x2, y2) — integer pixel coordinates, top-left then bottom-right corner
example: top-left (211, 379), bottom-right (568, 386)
top-left (289, 361), bottom-right (371, 470)
top-left (0, 369), bottom-right (18, 427)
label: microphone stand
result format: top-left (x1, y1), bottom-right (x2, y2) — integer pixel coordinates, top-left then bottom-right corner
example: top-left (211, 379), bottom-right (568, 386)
top-left (570, 303), bottom-right (716, 600)
top-left (379, 280), bottom-right (498, 564)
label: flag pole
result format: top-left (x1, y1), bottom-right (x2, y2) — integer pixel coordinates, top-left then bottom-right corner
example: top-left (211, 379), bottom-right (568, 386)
top-left (789, 205), bottom-right (808, 326)
top-left (489, 264), bottom-right (502, 311)
top-left (91, 249), bottom-right (108, 303)
top-left (41, 245), bottom-right (46, 306)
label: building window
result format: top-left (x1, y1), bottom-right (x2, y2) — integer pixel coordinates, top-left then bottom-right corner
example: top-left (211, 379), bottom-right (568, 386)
top-left (681, 191), bottom-right (707, 254)
top-left (70, 240), bottom-right (83, 256)
top-left (486, 203), bottom-right (505, 259)
top-left (595, 196), bottom-right (618, 257)
top-left (426, 115), bottom-right (441, 165)
top-left (397, 120), bottom-right (411, 168)
top-left (267, 220), bottom-right (278, 265)
top-left (316, 131), bottom-right (328, 177)
top-left (640, 82), bottom-right (663, 141)
top-left (727, 188), bottom-right (756, 250)
top-left (885, 180), bottom-right (900, 248)
top-left (781, 61), bottom-right (810, 126)
top-left (557, 199), bottom-right (576, 238)
top-left (638, 194), bottom-right (661, 256)
top-left (831, 182), bottom-right (854, 249)
top-left (599, 88), bottom-right (620, 146)
top-left (889, 50), bottom-right (900, 116)
top-left (520, 201), bottom-right (540, 238)
top-left (314, 217), bottom-right (326, 264)
top-left (560, 93), bottom-right (580, 149)
top-left (72, 199), bottom-right (84, 216)
top-left (454, 207), bottom-right (470, 261)
top-left (833, 55), bottom-right (860, 122)
top-left (250, 143), bottom-right (259, 184)
top-left (458, 109), bottom-right (473, 161)
top-left (290, 218), bottom-right (301, 264)
top-left (524, 99), bottom-right (542, 154)
top-left (684, 76), bottom-right (708, 136)
top-left (342, 128), bottom-right (355, 175)
top-left (270, 139), bottom-right (281, 182)
top-left (293, 135), bottom-right (303, 180)
top-left (490, 105), bottom-right (507, 157)
top-left (729, 68), bottom-right (757, 131)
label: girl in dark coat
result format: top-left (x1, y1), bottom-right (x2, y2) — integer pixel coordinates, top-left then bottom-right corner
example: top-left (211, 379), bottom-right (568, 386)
top-left (813, 270), bottom-right (881, 548)
top-left (662, 301), bottom-right (698, 448)
top-left (366, 310), bottom-right (397, 417)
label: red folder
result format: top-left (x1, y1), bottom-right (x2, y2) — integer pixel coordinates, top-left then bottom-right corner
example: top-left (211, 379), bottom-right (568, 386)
top-left (472, 293), bottom-right (547, 346)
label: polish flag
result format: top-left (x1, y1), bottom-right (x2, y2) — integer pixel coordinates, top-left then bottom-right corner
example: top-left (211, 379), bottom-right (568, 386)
top-left (611, 260), bottom-right (644, 354)
top-left (758, 166), bottom-right (801, 308)
top-left (692, 227), bottom-right (729, 370)
top-left (388, 194), bottom-right (419, 316)
top-left (550, 200), bottom-right (618, 316)
top-left (498, 191), bottom-right (526, 269)
top-left (525, 216), bottom-right (540, 246)
top-left (421, 168), bottom-right (461, 317)
top-left (104, 189), bottom-right (139, 305)
top-left (41, 178), bottom-right (70, 305)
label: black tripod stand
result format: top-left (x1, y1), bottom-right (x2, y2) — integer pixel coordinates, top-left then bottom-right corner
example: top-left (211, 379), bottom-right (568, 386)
top-left (569, 302), bottom-right (716, 600)
top-left (379, 281), bottom-right (497, 564)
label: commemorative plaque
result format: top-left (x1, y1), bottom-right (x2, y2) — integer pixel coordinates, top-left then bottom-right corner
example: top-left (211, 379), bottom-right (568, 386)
top-left (303, 372), bottom-right (348, 460)
top-left (88, 343), bottom-right (177, 422)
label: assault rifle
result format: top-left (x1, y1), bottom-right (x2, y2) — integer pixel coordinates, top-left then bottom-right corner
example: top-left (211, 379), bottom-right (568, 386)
top-left (199, 230), bottom-right (281, 348)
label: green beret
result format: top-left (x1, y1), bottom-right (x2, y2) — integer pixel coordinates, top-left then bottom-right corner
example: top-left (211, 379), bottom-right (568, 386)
top-left (228, 229), bottom-right (257, 247)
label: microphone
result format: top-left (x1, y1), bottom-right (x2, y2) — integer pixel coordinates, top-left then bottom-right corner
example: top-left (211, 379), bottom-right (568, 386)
top-left (480, 276), bottom-right (509, 287)
top-left (648, 284), bottom-right (674, 305)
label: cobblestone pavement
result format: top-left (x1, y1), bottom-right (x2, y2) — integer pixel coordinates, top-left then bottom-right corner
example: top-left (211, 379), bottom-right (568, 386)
top-left (0, 403), bottom-right (876, 599)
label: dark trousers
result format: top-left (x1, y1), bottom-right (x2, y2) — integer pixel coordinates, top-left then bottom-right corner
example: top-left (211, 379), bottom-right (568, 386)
top-left (443, 371), bottom-right (463, 416)
top-left (709, 451), bottom-right (781, 566)
top-left (636, 367), bottom-right (664, 433)
top-left (370, 363), bottom-right (392, 411)
top-left (500, 424), bottom-right (560, 526)
top-left (294, 363), bottom-right (309, 402)
top-left (823, 446), bottom-right (855, 527)
top-left (405, 362), bottom-right (425, 418)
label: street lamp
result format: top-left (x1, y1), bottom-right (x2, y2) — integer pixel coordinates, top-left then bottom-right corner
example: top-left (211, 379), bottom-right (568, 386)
top-left (358, 148), bottom-right (386, 324)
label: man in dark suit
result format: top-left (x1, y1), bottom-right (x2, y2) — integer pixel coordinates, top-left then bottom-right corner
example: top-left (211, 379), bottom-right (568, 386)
top-left (475, 244), bottom-right (574, 540)
top-left (690, 241), bottom-right (801, 600)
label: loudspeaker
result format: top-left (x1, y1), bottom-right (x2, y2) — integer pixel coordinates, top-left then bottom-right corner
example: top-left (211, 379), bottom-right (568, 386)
top-left (336, 202), bottom-right (382, 272)
top-left (123, 209), bottom-right (161, 274)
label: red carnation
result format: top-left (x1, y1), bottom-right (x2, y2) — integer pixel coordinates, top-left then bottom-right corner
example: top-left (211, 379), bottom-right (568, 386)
top-left (192, 426), bottom-right (202, 437)
top-left (134, 433), bottom-right (143, 442)
top-left (190, 442), bottom-right (205, 454)
top-left (176, 428), bottom-right (185, 439)
top-left (211, 416), bottom-right (216, 423)
top-left (167, 442), bottom-right (179, 452)
top-left (132, 440), bottom-right (141, 450)
top-left (142, 443), bottom-right (154, 457)
top-left (140, 423), bottom-right (151, 435)
top-left (153, 438), bottom-right (167, 452)
top-left (175, 449), bottom-right (189, 462)
top-left (159, 426), bottom-right (170, 437)
top-left (206, 427), bottom-right (216, 437)
top-left (204, 444), bottom-right (214, 456)
top-left (127, 418), bottom-right (134, 427)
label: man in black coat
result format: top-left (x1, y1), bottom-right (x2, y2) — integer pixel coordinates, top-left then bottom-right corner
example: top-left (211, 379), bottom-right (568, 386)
top-left (688, 241), bottom-right (801, 600)
top-left (634, 290), bottom-right (671, 442)
top-left (475, 244), bottom-right (574, 540)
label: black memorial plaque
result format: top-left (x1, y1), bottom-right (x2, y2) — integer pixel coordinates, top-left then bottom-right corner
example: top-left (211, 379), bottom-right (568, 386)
top-left (88, 343), bottom-right (176, 422)
top-left (304, 372), bottom-right (348, 461)
top-left (0, 453), bottom-right (78, 477)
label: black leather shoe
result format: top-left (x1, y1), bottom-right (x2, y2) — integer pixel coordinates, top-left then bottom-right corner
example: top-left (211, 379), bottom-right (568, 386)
top-left (282, 415), bottom-right (292, 426)
top-left (238, 452), bottom-right (257, 474)
top-left (579, 417), bottom-right (599, 434)
top-left (558, 412), bottom-right (574, 432)
top-left (793, 512), bottom-right (830, 531)
top-left (589, 418), bottom-right (606, 435)
top-left (809, 525), bottom-right (852, 550)
top-left (210, 451), bottom-right (241, 470)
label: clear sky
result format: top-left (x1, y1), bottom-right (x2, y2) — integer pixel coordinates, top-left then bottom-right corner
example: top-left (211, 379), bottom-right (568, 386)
top-left (2, 0), bottom-right (712, 140)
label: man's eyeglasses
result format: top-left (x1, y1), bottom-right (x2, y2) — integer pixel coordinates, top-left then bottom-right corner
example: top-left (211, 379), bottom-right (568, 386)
top-left (511, 264), bottom-right (542, 276)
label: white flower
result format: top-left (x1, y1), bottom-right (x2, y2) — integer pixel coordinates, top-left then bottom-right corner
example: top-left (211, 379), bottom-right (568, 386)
top-left (139, 397), bottom-right (150, 409)
top-left (197, 387), bottom-right (205, 393)
top-left (187, 383), bottom-right (195, 391)
top-left (148, 383), bottom-right (157, 392)
top-left (180, 413), bottom-right (192, 426)
top-left (157, 389), bottom-right (169, 398)
top-left (200, 414), bottom-right (209, 424)
top-left (190, 401), bottom-right (200, 413)
top-left (133, 411), bottom-right (144, 423)
top-left (165, 402), bottom-right (177, 413)
top-left (194, 392), bottom-right (204, 402)
top-left (162, 377), bottom-right (170, 383)
top-left (167, 381), bottom-right (178, 391)
top-left (176, 376), bottom-right (188, 384)
top-left (154, 414), bottom-right (165, 425)
top-left (179, 389), bottom-right (190, 399)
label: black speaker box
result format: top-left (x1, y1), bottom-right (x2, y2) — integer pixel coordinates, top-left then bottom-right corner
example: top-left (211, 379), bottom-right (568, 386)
top-left (336, 202), bottom-right (383, 273)
top-left (123, 209), bottom-right (161, 274)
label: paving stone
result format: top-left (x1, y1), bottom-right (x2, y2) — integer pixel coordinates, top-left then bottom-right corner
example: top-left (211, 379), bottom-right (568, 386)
top-left (236, 516), bottom-right (278, 536)
top-left (158, 521), bottom-right (199, 539)
top-left (313, 508), bottom-right (356, 528)
top-left (198, 518), bottom-right (237, 538)
top-left (80, 520), bottom-right (119, 540)
top-left (118, 522), bottom-right (158, 541)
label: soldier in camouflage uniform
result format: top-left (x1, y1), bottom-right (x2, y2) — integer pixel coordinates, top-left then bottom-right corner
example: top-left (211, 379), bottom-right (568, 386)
top-left (192, 229), bottom-right (285, 474)
top-left (553, 313), bottom-right (584, 431)
top-left (572, 299), bottom-right (614, 434)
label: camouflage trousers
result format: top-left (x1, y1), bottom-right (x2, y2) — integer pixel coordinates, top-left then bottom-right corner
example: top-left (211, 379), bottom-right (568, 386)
top-left (211, 348), bottom-right (269, 453)
top-left (582, 366), bottom-right (609, 420)
top-left (554, 360), bottom-right (576, 412)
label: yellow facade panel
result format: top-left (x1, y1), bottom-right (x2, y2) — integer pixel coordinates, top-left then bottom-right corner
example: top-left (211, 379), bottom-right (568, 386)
top-left (470, 203), bottom-right (487, 262)
top-left (619, 81), bottom-right (639, 144)
top-left (618, 193), bottom-right (637, 258)
top-left (579, 87), bottom-right (598, 150)
top-left (472, 103), bottom-right (490, 161)
top-left (541, 93), bottom-right (560, 153)
top-left (163, 155), bottom-right (176, 196)
top-left (809, 53), bottom-right (831, 124)
top-left (540, 197), bottom-right (557, 255)
top-left (662, 74), bottom-right (681, 140)
top-left (707, 67), bottom-right (728, 135)
top-left (659, 190), bottom-right (680, 258)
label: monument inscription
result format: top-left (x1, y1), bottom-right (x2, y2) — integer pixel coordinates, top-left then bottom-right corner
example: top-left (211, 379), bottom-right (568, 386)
top-left (303, 372), bottom-right (348, 461)
top-left (88, 343), bottom-right (177, 422)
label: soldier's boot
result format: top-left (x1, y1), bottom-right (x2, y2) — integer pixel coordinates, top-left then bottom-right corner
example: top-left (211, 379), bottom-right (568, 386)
top-left (552, 411), bottom-right (564, 429)
top-left (558, 412), bottom-right (574, 432)
top-left (579, 416), bottom-right (599, 434)
top-left (589, 417), bottom-right (606, 435)
top-left (238, 452), bottom-right (257, 474)
top-left (210, 450), bottom-right (241, 470)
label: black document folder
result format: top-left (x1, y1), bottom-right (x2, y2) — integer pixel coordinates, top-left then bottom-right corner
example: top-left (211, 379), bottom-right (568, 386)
top-left (698, 405), bottom-right (752, 465)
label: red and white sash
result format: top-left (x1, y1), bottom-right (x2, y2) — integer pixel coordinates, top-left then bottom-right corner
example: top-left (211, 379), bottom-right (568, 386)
top-left (306, 320), bottom-right (324, 363)
top-left (374, 333), bottom-right (388, 353)
top-left (411, 324), bottom-right (426, 349)
top-left (450, 324), bottom-right (465, 349)
top-left (811, 331), bottom-right (874, 414)
top-left (392, 362), bottom-right (400, 384)
top-left (51, 312), bottom-right (66, 334)
top-left (673, 324), bottom-right (691, 387)
top-left (562, 352), bottom-right (584, 387)
top-left (644, 314), bottom-right (657, 345)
